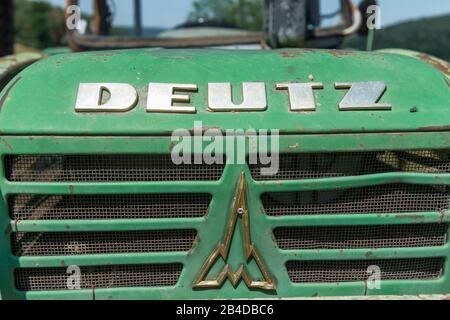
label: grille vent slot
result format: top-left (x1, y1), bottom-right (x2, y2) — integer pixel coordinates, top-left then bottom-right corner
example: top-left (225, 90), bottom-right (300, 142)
top-left (8, 193), bottom-right (211, 220)
top-left (15, 264), bottom-right (182, 291)
top-left (274, 224), bottom-right (449, 250)
top-left (286, 258), bottom-right (445, 283)
top-left (12, 230), bottom-right (197, 256)
top-left (250, 150), bottom-right (450, 180)
top-left (262, 184), bottom-right (450, 216)
top-left (5, 154), bottom-right (225, 182)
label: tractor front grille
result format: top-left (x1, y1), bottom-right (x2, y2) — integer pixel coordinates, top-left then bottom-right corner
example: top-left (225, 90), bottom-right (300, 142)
top-left (286, 258), bottom-right (445, 283)
top-left (274, 224), bottom-right (448, 250)
top-left (15, 264), bottom-right (183, 291)
top-left (2, 146), bottom-right (450, 297)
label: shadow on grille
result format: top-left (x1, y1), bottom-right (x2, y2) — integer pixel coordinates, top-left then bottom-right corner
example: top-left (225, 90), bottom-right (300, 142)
top-left (8, 193), bottom-right (211, 220)
top-left (286, 258), bottom-right (444, 283)
top-left (250, 150), bottom-right (450, 180)
top-left (15, 264), bottom-right (182, 291)
top-left (274, 224), bottom-right (449, 250)
top-left (11, 230), bottom-right (197, 256)
top-left (262, 184), bottom-right (450, 216)
top-left (4, 154), bottom-right (225, 182)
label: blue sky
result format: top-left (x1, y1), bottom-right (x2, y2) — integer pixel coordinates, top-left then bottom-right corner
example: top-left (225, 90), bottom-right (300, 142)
top-left (47, 0), bottom-right (450, 28)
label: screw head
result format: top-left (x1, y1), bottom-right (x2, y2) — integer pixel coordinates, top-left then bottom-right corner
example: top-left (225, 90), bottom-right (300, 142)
top-left (237, 208), bottom-right (245, 215)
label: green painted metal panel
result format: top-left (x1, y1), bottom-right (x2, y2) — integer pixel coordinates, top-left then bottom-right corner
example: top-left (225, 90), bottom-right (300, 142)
top-left (0, 46), bottom-right (449, 300)
top-left (0, 49), bottom-right (448, 136)
top-left (0, 134), bottom-right (449, 299)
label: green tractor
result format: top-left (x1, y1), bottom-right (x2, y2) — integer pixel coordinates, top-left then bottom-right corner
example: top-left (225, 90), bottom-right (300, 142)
top-left (0, 0), bottom-right (449, 300)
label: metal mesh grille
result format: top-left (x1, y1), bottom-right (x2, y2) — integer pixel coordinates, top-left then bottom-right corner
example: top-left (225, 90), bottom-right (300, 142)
top-left (286, 258), bottom-right (445, 283)
top-left (15, 264), bottom-right (182, 291)
top-left (262, 184), bottom-right (450, 216)
top-left (250, 150), bottom-right (450, 180)
top-left (4, 154), bottom-right (225, 182)
top-left (8, 193), bottom-right (211, 220)
top-left (11, 230), bottom-right (197, 256)
top-left (274, 224), bottom-right (449, 250)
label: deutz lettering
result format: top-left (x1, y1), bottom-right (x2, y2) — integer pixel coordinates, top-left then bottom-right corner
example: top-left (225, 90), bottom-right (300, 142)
top-left (74, 81), bottom-right (391, 113)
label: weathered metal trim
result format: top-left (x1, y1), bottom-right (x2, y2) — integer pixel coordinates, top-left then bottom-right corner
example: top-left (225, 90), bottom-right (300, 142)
top-left (2, 181), bottom-right (221, 196)
top-left (68, 31), bottom-right (263, 51)
top-left (9, 218), bottom-right (204, 233)
top-left (65, 1), bottom-right (262, 51)
top-left (279, 245), bottom-right (450, 261)
top-left (10, 252), bottom-right (188, 269)
top-left (314, 0), bottom-right (362, 37)
top-left (378, 49), bottom-right (450, 78)
top-left (265, 212), bottom-right (450, 227)
top-left (1, 132), bottom-right (450, 154)
top-left (251, 173), bottom-right (450, 193)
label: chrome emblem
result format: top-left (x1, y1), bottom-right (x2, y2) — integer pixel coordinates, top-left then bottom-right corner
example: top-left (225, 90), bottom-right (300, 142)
top-left (74, 81), bottom-right (391, 113)
top-left (192, 172), bottom-right (276, 291)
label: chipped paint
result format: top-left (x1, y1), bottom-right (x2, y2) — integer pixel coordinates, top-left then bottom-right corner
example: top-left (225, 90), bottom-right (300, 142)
top-left (328, 49), bottom-right (357, 58)
top-left (416, 53), bottom-right (450, 77)
top-left (279, 51), bottom-right (305, 58)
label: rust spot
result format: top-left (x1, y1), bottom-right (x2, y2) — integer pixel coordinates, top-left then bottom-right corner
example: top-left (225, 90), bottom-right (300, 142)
top-left (279, 51), bottom-right (304, 59)
top-left (327, 50), bottom-right (357, 58)
top-left (416, 53), bottom-right (450, 77)
top-left (0, 76), bottom-right (21, 112)
top-left (397, 214), bottom-right (425, 220)
top-left (365, 251), bottom-right (373, 258)
top-left (0, 138), bottom-right (13, 151)
top-left (69, 185), bottom-right (74, 193)
top-left (417, 125), bottom-right (450, 131)
top-left (93, 52), bottom-right (116, 57)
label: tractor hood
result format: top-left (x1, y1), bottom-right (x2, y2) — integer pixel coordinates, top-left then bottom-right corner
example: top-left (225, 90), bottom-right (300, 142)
top-left (0, 48), bottom-right (449, 136)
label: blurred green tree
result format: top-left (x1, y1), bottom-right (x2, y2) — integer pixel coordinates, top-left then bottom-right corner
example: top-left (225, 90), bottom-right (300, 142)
top-left (0, 0), bottom-right (14, 56)
top-left (187, 0), bottom-right (263, 31)
top-left (344, 14), bottom-right (450, 62)
top-left (14, 0), bottom-right (66, 50)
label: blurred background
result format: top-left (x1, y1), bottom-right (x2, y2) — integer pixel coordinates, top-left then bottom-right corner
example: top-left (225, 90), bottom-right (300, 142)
top-left (0, 0), bottom-right (449, 60)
